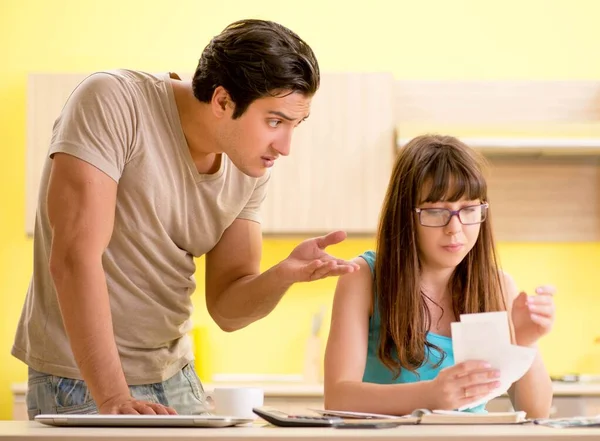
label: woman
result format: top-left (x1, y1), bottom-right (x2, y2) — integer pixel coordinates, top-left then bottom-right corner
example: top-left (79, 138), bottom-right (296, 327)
top-left (324, 134), bottom-right (555, 418)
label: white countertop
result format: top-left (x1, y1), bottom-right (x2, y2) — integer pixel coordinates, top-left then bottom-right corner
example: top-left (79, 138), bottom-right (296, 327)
top-left (11, 381), bottom-right (600, 398)
top-left (550, 382), bottom-right (600, 397)
top-left (2, 421), bottom-right (600, 441)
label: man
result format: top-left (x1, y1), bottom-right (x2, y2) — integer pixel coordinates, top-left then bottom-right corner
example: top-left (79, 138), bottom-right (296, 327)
top-left (13, 19), bottom-right (359, 417)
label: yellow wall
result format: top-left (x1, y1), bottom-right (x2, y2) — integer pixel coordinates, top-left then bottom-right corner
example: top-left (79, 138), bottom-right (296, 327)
top-left (1, 0), bottom-right (599, 420)
top-left (193, 241), bottom-right (600, 379)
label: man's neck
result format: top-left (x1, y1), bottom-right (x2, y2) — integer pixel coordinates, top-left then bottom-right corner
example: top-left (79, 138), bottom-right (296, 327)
top-left (171, 79), bottom-right (222, 174)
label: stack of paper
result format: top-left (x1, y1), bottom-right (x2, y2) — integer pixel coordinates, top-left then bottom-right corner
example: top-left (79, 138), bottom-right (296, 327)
top-left (450, 311), bottom-right (537, 411)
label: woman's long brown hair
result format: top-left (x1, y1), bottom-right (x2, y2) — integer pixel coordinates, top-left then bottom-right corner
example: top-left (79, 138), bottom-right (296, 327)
top-left (375, 134), bottom-right (506, 378)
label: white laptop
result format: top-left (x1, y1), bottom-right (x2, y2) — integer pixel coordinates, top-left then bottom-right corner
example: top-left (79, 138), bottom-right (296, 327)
top-left (34, 413), bottom-right (254, 428)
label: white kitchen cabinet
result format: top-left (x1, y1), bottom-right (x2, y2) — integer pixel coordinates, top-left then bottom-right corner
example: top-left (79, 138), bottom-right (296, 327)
top-left (260, 73), bottom-right (395, 234)
top-left (25, 73), bottom-right (90, 235)
top-left (11, 384), bottom-right (27, 420)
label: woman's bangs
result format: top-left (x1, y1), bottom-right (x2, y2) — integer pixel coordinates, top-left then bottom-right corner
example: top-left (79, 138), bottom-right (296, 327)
top-left (420, 158), bottom-right (486, 203)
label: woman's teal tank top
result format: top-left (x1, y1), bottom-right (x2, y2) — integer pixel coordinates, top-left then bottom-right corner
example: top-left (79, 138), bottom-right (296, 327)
top-left (360, 250), bottom-right (486, 413)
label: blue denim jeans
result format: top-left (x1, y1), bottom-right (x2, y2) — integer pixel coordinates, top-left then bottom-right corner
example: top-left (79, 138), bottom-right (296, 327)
top-left (26, 363), bottom-right (208, 419)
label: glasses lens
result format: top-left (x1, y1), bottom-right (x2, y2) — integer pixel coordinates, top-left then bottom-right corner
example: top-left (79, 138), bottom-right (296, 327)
top-left (459, 205), bottom-right (486, 224)
top-left (420, 209), bottom-right (449, 227)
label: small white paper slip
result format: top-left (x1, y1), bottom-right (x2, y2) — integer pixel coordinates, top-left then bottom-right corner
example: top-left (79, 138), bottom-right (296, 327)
top-left (451, 321), bottom-right (508, 362)
top-left (452, 311), bottom-right (512, 362)
top-left (459, 311), bottom-right (511, 343)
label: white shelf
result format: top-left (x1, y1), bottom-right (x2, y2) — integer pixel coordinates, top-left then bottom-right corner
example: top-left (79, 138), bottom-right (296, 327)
top-left (211, 373), bottom-right (305, 383)
top-left (397, 137), bottom-right (600, 150)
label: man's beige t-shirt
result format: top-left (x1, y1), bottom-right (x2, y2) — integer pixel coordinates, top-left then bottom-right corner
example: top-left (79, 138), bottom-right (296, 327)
top-left (12, 70), bottom-right (270, 384)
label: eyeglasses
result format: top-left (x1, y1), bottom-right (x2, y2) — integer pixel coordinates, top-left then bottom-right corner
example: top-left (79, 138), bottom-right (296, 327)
top-left (414, 203), bottom-right (489, 227)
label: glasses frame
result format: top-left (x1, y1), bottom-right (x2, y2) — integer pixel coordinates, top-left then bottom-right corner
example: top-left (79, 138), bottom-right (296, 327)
top-left (414, 203), bottom-right (489, 228)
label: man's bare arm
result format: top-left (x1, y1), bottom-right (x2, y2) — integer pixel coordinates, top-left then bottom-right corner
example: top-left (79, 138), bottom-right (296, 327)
top-left (205, 219), bottom-right (358, 332)
top-left (47, 153), bottom-right (175, 415)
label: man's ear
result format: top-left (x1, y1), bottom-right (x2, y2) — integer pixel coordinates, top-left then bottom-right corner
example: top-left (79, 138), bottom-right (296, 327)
top-left (211, 86), bottom-right (234, 118)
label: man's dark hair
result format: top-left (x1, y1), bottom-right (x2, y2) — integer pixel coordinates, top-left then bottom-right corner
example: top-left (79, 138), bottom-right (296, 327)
top-left (192, 19), bottom-right (320, 119)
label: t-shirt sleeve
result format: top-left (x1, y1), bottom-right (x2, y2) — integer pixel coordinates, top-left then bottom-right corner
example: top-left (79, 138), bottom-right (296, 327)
top-left (48, 72), bottom-right (136, 183)
top-left (237, 171), bottom-right (271, 223)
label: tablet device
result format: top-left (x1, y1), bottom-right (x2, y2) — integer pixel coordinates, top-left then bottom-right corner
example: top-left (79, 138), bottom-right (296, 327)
top-left (34, 413), bottom-right (253, 428)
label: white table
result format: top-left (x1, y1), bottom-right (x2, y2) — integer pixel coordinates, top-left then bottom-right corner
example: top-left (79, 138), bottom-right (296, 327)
top-left (2, 421), bottom-right (600, 441)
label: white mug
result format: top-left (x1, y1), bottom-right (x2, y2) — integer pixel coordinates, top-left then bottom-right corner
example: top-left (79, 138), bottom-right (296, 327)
top-left (207, 387), bottom-right (264, 419)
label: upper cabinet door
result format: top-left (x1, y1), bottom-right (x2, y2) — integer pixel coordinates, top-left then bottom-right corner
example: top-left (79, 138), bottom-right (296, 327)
top-left (26, 73), bottom-right (90, 236)
top-left (260, 73), bottom-right (396, 234)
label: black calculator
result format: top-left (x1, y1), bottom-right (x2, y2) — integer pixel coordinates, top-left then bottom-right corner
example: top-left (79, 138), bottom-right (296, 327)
top-left (252, 406), bottom-right (344, 427)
